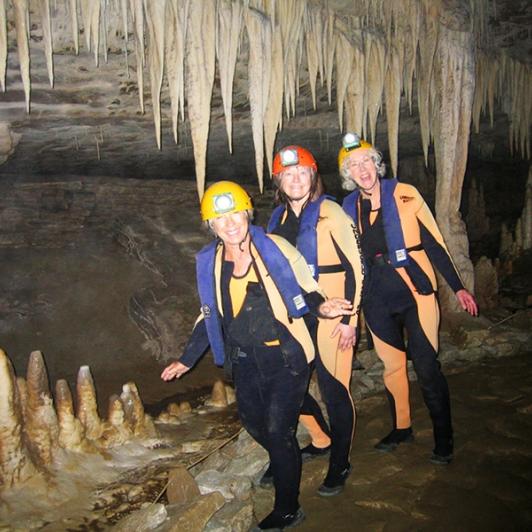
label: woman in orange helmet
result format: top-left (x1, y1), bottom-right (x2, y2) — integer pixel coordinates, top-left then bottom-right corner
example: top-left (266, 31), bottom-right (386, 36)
top-left (267, 146), bottom-right (364, 496)
top-left (161, 181), bottom-right (353, 530)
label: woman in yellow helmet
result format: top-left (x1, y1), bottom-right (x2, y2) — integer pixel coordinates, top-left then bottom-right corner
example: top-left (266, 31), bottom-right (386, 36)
top-left (339, 134), bottom-right (478, 465)
top-left (161, 181), bottom-right (353, 530)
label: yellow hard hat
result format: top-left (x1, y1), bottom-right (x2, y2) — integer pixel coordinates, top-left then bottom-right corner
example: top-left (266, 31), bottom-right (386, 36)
top-left (200, 181), bottom-right (253, 221)
top-left (338, 132), bottom-right (372, 172)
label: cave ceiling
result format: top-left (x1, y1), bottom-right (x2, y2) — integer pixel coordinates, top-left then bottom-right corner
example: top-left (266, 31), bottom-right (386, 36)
top-left (0, 0), bottom-right (529, 193)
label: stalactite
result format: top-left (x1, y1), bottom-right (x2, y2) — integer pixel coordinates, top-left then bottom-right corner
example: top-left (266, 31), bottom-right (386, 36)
top-left (0, 349), bottom-right (37, 488)
top-left (344, 29), bottom-right (365, 136)
top-left (56, 379), bottom-right (86, 452)
top-left (76, 365), bottom-right (103, 441)
top-left (216, 0), bottom-right (242, 153)
top-left (324, 8), bottom-right (335, 106)
top-left (24, 351), bottom-right (59, 467)
top-left (384, 43), bottom-right (402, 177)
top-left (120, 0), bottom-right (128, 74)
top-left (165, 0), bottom-right (190, 144)
top-left (80, 0), bottom-right (101, 66)
top-left (129, 0), bottom-right (145, 113)
top-left (278, 0), bottom-right (305, 118)
top-left (263, 28), bottom-right (283, 177)
top-left (245, 6), bottom-right (271, 192)
top-left (334, 24), bottom-right (354, 132)
top-left (417, 5), bottom-right (438, 165)
top-left (185, 0), bottom-right (216, 199)
top-left (0, 0), bottom-right (7, 92)
top-left (101, 0), bottom-right (108, 64)
top-left (13, 0), bottom-right (30, 113)
top-left (305, 8), bottom-right (319, 110)
top-left (69, 0), bottom-right (79, 55)
top-left (40, 0), bottom-right (54, 87)
top-left (144, 0), bottom-right (166, 150)
top-left (365, 33), bottom-right (386, 145)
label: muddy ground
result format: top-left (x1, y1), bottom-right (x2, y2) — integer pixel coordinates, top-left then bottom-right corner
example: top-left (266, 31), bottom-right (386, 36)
top-left (268, 352), bottom-right (532, 531)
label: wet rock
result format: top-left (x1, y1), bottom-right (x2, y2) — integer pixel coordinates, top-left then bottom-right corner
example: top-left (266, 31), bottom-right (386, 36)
top-left (195, 469), bottom-right (252, 501)
top-left (164, 492), bottom-right (225, 532)
top-left (204, 499), bottom-right (254, 532)
top-left (114, 503), bottom-right (167, 531)
top-left (166, 467), bottom-right (201, 505)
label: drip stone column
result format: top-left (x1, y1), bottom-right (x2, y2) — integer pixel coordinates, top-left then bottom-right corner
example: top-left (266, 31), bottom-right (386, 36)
top-left (432, 3), bottom-right (476, 314)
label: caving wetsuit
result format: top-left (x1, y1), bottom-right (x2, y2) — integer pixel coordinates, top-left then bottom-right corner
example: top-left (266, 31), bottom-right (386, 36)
top-left (179, 224), bottom-right (325, 517)
top-left (268, 196), bottom-right (364, 476)
top-left (343, 178), bottom-right (464, 456)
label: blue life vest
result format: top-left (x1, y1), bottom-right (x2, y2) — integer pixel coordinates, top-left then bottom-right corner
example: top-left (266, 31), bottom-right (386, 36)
top-left (342, 178), bottom-right (410, 268)
top-left (267, 195), bottom-right (332, 279)
top-left (195, 225), bottom-right (310, 366)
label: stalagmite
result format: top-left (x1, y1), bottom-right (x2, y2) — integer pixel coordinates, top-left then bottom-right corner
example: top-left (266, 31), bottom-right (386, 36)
top-left (185, 0), bottom-right (216, 198)
top-left (144, 1), bottom-right (166, 150)
top-left (264, 29), bottom-right (283, 176)
top-left (76, 365), bottom-right (103, 440)
top-left (40, 0), bottom-right (54, 87)
top-left (245, 7), bottom-right (271, 191)
top-left (13, 0), bottom-right (31, 113)
top-left (216, 0), bottom-right (242, 152)
top-left (518, 167), bottom-right (532, 250)
top-left (56, 378), bottom-right (86, 452)
top-left (224, 384), bottom-right (236, 405)
top-left (24, 351), bottom-right (59, 466)
top-left (16, 376), bottom-right (27, 418)
top-left (120, 382), bottom-right (156, 438)
top-left (69, 0), bottom-right (79, 55)
top-left (0, 0), bottom-right (7, 92)
top-left (205, 380), bottom-right (228, 408)
top-left (99, 394), bottom-right (133, 447)
top-left (0, 349), bottom-right (37, 488)
top-left (474, 256), bottom-right (498, 310)
top-left (165, 0), bottom-right (190, 143)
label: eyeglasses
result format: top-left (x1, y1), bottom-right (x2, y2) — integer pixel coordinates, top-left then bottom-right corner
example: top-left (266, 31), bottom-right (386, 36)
top-left (347, 156), bottom-right (373, 171)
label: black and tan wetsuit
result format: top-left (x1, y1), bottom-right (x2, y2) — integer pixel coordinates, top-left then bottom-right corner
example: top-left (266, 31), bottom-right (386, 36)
top-left (270, 197), bottom-right (364, 474)
top-left (343, 180), bottom-right (464, 455)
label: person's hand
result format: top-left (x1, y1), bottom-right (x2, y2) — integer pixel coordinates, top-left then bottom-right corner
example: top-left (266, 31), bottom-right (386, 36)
top-left (330, 323), bottom-right (357, 351)
top-left (456, 289), bottom-right (478, 316)
top-left (161, 361), bottom-right (190, 381)
top-left (318, 297), bottom-right (354, 319)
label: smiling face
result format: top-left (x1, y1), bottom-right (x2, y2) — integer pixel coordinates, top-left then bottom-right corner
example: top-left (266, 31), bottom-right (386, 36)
top-left (211, 210), bottom-right (250, 247)
top-left (277, 165), bottom-right (313, 203)
top-left (345, 148), bottom-right (379, 193)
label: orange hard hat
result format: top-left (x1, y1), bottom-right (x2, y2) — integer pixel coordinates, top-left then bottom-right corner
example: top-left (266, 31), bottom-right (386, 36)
top-left (272, 145), bottom-right (317, 176)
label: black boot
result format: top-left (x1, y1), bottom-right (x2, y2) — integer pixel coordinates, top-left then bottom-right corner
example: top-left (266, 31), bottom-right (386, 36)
top-left (430, 436), bottom-right (453, 465)
top-left (252, 507), bottom-right (305, 531)
top-left (374, 427), bottom-right (414, 452)
top-left (259, 463), bottom-right (274, 487)
top-left (317, 464), bottom-right (351, 497)
top-left (300, 442), bottom-right (331, 462)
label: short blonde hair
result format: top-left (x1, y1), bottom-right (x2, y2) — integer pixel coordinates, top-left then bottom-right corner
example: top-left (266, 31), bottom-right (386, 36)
top-left (340, 147), bottom-right (386, 191)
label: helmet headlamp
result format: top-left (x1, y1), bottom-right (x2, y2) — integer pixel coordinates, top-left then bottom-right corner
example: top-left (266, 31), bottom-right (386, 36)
top-left (212, 193), bottom-right (236, 215)
top-left (280, 148), bottom-right (299, 167)
top-left (342, 132), bottom-right (362, 151)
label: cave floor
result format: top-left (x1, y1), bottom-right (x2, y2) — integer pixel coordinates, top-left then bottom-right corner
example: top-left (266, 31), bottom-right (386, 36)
top-left (254, 352), bottom-right (532, 532)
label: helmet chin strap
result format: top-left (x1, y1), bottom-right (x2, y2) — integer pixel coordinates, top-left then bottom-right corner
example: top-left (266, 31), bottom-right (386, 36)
top-left (238, 212), bottom-right (252, 252)
top-left (357, 175), bottom-right (379, 196)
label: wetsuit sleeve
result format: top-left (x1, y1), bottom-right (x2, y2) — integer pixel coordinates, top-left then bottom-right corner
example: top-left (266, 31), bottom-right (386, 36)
top-left (415, 198), bottom-right (465, 293)
top-left (178, 314), bottom-right (210, 368)
top-left (327, 204), bottom-right (364, 327)
top-left (268, 234), bottom-right (326, 315)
